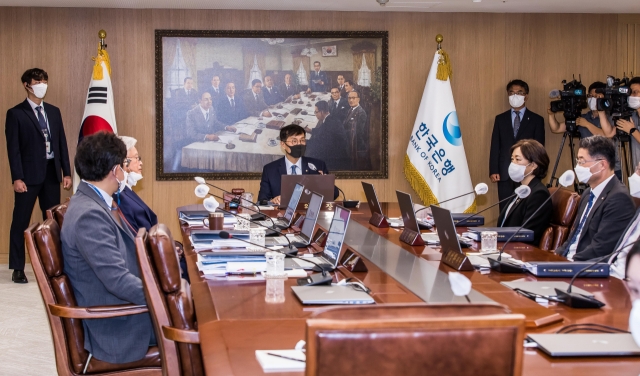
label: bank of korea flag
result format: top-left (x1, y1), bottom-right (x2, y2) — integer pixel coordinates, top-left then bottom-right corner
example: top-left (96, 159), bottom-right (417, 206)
top-left (404, 50), bottom-right (476, 213)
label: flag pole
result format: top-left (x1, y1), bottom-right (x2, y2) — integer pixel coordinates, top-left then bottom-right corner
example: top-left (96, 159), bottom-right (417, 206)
top-left (99, 29), bottom-right (107, 50)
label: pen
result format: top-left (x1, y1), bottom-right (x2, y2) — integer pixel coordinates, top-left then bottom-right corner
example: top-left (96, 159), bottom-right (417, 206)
top-left (266, 352), bottom-right (305, 363)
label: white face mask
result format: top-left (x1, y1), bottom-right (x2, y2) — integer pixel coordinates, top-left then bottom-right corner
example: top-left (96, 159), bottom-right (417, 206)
top-left (508, 94), bottom-right (525, 108)
top-left (629, 96), bottom-right (640, 110)
top-left (588, 97), bottom-right (598, 111)
top-left (508, 162), bottom-right (532, 183)
top-left (127, 171), bottom-right (143, 187)
top-left (629, 173), bottom-right (640, 198)
top-left (574, 160), bottom-right (602, 184)
top-left (630, 300), bottom-right (640, 347)
top-left (115, 167), bottom-right (126, 194)
top-left (30, 83), bottom-right (48, 99)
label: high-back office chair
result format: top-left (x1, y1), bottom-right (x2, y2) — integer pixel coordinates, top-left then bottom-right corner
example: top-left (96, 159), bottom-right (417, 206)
top-left (25, 220), bottom-right (162, 375)
top-left (305, 303), bottom-right (525, 376)
top-left (45, 197), bottom-right (70, 228)
top-left (539, 187), bottom-right (581, 251)
top-left (135, 224), bottom-right (204, 376)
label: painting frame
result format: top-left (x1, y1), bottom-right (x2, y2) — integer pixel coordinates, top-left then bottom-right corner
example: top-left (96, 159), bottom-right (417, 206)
top-left (155, 29), bottom-right (388, 181)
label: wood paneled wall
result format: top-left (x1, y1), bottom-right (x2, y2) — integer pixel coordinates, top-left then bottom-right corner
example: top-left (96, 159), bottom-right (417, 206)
top-left (0, 7), bottom-right (625, 263)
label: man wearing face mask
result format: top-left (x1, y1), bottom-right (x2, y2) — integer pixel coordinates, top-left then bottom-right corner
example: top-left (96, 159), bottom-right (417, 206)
top-left (490, 79), bottom-right (545, 211)
top-left (497, 139), bottom-right (552, 245)
top-left (258, 124), bottom-right (339, 205)
top-left (5, 68), bottom-right (72, 283)
top-left (548, 81), bottom-right (622, 179)
top-left (614, 77), bottom-right (640, 167)
top-left (61, 132), bottom-right (156, 364)
top-left (555, 136), bottom-right (635, 261)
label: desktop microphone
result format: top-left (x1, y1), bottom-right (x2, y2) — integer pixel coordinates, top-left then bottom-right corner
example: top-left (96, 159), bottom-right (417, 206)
top-left (554, 238), bottom-right (640, 309)
top-left (194, 176), bottom-right (268, 220)
top-left (415, 183), bottom-right (488, 215)
top-left (455, 185), bottom-right (531, 225)
top-left (336, 187), bottom-right (359, 208)
top-left (489, 170), bottom-right (576, 273)
top-left (195, 184), bottom-right (277, 229)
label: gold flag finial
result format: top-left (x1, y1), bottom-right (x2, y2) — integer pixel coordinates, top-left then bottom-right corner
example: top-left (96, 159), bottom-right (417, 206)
top-left (435, 34), bottom-right (452, 81)
top-left (92, 30), bottom-right (111, 80)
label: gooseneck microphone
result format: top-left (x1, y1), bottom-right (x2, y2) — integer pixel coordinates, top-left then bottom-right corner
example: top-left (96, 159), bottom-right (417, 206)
top-left (195, 177), bottom-right (268, 220)
top-left (489, 170), bottom-right (576, 273)
top-left (195, 183), bottom-right (277, 229)
top-left (415, 183), bottom-right (488, 214)
top-left (455, 185), bottom-right (531, 225)
top-left (336, 187), bottom-right (359, 208)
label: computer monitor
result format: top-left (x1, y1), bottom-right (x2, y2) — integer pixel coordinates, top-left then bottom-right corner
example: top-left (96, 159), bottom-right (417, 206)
top-left (396, 190), bottom-right (420, 233)
top-left (322, 205), bottom-right (352, 268)
top-left (362, 181), bottom-right (384, 217)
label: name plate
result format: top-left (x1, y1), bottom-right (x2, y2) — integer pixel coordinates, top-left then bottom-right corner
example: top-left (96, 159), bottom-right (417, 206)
top-left (441, 249), bottom-right (474, 271)
top-left (399, 228), bottom-right (424, 246)
top-left (369, 212), bottom-right (389, 228)
top-left (296, 201), bottom-right (337, 212)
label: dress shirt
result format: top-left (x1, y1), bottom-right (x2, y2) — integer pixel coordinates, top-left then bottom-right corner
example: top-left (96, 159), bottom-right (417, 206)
top-left (501, 197), bottom-right (519, 226)
top-left (511, 107), bottom-right (526, 128)
top-left (227, 95), bottom-right (235, 106)
top-left (27, 97), bottom-right (54, 159)
top-left (610, 213), bottom-right (640, 279)
top-left (285, 157), bottom-right (302, 175)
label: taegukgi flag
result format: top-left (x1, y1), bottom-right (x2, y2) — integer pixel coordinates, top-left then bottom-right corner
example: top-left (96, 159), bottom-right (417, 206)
top-left (404, 49), bottom-right (476, 213)
top-left (73, 43), bottom-right (118, 191)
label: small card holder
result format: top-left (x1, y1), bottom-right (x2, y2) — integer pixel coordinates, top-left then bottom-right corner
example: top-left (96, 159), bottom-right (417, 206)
top-left (369, 212), bottom-right (389, 228)
top-left (340, 248), bottom-right (368, 273)
top-left (441, 249), bottom-right (474, 271)
top-left (291, 214), bottom-right (305, 232)
top-left (399, 228), bottom-right (424, 246)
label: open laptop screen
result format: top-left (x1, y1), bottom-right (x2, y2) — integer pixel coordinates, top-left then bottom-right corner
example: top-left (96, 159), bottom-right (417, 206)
top-left (300, 192), bottom-right (324, 239)
top-left (283, 183), bottom-right (304, 222)
top-left (396, 191), bottom-right (420, 232)
top-left (323, 206), bottom-right (351, 268)
top-left (362, 181), bottom-right (383, 217)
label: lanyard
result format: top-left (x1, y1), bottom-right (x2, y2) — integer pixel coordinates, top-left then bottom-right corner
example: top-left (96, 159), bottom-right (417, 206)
top-left (84, 182), bottom-right (117, 210)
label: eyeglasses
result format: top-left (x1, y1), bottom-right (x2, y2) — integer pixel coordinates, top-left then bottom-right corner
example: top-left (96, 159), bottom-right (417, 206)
top-left (347, 96), bottom-right (358, 100)
top-left (575, 158), bottom-right (603, 166)
top-left (285, 138), bottom-right (306, 146)
top-left (126, 156), bottom-right (142, 165)
top-left (508, 91), bottom-right (526, 96)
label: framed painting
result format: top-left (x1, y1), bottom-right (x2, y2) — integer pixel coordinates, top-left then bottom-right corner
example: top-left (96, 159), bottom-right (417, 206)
top-left (155, 30), bottom-right (388, 180)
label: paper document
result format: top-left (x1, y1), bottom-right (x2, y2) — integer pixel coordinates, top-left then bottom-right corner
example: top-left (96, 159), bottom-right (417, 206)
top-left (255, 350), bottom-right (306, 373)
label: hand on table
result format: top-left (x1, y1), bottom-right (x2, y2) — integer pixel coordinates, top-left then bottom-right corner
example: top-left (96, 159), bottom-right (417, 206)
top-left (271, 196), bottom-right (281, 205)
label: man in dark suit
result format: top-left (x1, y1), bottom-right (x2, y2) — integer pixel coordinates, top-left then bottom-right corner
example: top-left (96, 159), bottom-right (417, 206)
top-left (205, 75), bottom-right (223, 105)
top-left (556, 136), bottom-right (635, 261)
top-left (217, 82), bottom-right (247, 125)
top-left (186, 92), bottom-right (232, 143)
top-left (242, 79), bottom-right (272, 118)
top-left (172, 76), bottom-right (199, 116)
top-left (308, 61), bottom-right (328, 93)
top-left (61, 132), bottom-right (155, 364)
top-left (258, 124), bottom-right (339, 204)
top-left (336, 75), bottom-right (347, 98)
top-left (306, 101), bottom-right (349, 171)
top-left (5, 68), bottom-right (71, 283)
top-left (262, 75), bottom-right (282, 105)
top-left (489, 79), bottom-right (545, 211)
top-left (280, 73), bottom-right (300, 100)
top-left (343, 91), bottom-right (369, 170)
top-left (328, 87), bottom-right (349, 123)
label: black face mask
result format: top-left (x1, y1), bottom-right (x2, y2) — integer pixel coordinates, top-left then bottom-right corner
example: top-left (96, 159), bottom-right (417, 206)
top-left (287, 144), bottom-right (306, 159)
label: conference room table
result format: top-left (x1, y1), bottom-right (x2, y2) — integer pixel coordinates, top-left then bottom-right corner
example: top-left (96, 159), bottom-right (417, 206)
top-left (180, 202), bottom-right (640, 375)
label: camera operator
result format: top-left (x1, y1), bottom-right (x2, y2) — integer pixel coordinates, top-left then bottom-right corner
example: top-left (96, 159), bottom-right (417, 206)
top-left (614, 77), bottom-right (640, 167)
top-left (548, 81), bottom-right (622, 180)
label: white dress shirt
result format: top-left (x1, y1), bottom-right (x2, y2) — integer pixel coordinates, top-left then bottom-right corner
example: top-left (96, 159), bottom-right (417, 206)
top-left (27, 97), bottom-right (54, 159)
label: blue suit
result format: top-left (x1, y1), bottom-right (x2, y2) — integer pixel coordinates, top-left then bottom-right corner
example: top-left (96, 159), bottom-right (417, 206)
top-left (258, 156), bottom-right (339, 202)
top-left (309, 71), bottom-right (328, 92)
top-left (117, 186), bottom-right (158, 232)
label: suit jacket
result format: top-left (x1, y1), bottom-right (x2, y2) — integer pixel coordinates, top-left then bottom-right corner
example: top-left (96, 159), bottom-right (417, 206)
top-left (61, 182), bottom-right (153, 364)
top-left (489, 109), bottom-right (545, 181)
top-left (117, 186), bottom-right (158, 232)
top-left (310, 71), bottom-right (328, 92)
top-left (5, 100), bottom-right (71, 185)
top-left (173, 88), bottom-right (199, 107)
top-left (496, 178), bottom-right (551, 245)
top-left (306, 114), bottom-right (350, 171)
top-left (328, 97), bottom-right (350, 123)
top-left (185, 105), bottom-right (226, 142)
top-left (343, 105), bottom-right (369, 156)
top-left (610, 209), bottom-right (640, 278)
top-left (280, 82), bottom-right (299, 99)
top-left (339, 85), bottom-right (347, 98)
top-left (216, 95), bottom-right (246, 125)
top-left (205, 86), bottom-right (223, 108)
top-left (242, 90), bottom-right (269, 117)
top-left (555, 177), bottom-right (635, 261)
top-left (258, 156), bottom-right (339, 202)
top-left (262, 86), bottom-right (283, 105)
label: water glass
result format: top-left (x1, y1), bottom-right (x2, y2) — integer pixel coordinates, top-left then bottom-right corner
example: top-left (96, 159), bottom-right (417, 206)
top-left (265, 251), bottom-right (286, 278)
top-left (481, 231), bottom-right (498, 253)
top-left (250, 227), bottom-right (266, 249)
top-left (265, 277), bottom-right (286, 304)
top-left (234, 213), bottom-right (251, 231)
top-left (241, 192), bottom-right (254, 209)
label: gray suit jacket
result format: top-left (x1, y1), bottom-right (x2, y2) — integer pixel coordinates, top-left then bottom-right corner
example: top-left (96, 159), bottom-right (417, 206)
top-left (242, 90), bottom-right (269, 117)
top-left (61, 182), bottom-right (154, 364)
top-left (186, 105), bottom-right (226, 142)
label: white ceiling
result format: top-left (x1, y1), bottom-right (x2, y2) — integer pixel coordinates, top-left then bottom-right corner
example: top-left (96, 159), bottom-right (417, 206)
top-left (0, 0), bottom-right (638, 13)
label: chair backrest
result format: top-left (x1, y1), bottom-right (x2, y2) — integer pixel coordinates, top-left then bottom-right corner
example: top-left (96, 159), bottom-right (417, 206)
top-left (25, 220), bottom-right (90, 375)
top-left (305, 303), bottom-right (525, 376)
top-left (45, 198), bottom-right (70, 228)
top-left (539, 187), bottom-right (581, 251)
top-left (135, 224), bottom-right (203, 376)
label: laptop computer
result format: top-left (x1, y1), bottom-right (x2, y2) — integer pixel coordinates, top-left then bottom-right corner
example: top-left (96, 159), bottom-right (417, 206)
top-left (362, 181), bottom-right (403, 227)
top-left (527, 333), bottom-right (640, 357)
top-left (266, 191), bottom-right (324, 247)
top-left (291, 285), bottom-right (374, 305)
top-left (281, 174), bottom-right (335, 206)
top-left (263, 183), bottom-right (304, 230)
top-left (285, 205), bottom-right (351, 270)
top-left (428, 206), bottom-right (482, 265)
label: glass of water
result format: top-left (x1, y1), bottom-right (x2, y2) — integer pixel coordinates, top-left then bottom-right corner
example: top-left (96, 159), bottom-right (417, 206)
top-left (241, 192), bottom-right (254, 210)
top-left (265, 251), bottom-right (286, 278)
top-left (265, 277), bottom-right (286, 303)
top-left (249, 227), bottom-right (266, 252)
top-left (481, 231), bottom-right (498, 253)
top-left (234, 213), bottom-right (251, 231)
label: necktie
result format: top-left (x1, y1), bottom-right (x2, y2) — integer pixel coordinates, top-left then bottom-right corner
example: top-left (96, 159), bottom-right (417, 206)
top-left (513, 111), bottom-right (521, 138)
top-left (230, 98), bottom-right (235, 108)
top-left (291, 165), bottom-right (297, 175)
top-left (35, 106), bottom-right (48, 132)
top-left (205, 112), bottom-right (209, 122)
top-left (567, 192), bottom-right (595, 251)
top-left (335, 101), bottom-right (338, 110)
top-left (287, 85), bottom-right (290, 90)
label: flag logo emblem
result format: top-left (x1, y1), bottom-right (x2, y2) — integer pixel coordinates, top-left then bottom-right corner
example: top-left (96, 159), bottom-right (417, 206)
top-left (443, 111), bottom-right (462, 146)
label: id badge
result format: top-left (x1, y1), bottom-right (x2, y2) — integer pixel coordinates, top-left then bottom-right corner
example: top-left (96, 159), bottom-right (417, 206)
top-left (46, 141), bottom-right (51, 154)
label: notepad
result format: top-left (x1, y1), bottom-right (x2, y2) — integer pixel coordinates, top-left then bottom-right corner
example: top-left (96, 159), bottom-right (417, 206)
top-left (255, 350), bottom-right (306, 373)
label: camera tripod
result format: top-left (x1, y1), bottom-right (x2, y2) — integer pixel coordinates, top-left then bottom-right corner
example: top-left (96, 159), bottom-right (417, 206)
top-left (548, 130), bottom-right (583, 193)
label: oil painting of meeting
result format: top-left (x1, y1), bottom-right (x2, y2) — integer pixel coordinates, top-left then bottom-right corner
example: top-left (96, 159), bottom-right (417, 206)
top-left (157, 31), bottom-right (388, 180)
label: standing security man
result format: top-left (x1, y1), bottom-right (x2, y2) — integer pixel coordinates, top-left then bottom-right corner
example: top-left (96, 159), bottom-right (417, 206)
top-left (5, 68), bottom-right (71, 283)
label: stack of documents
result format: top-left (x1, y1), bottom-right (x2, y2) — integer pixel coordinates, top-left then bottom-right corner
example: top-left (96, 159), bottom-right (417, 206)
top-left (178, 210), bottom-right (237, 227)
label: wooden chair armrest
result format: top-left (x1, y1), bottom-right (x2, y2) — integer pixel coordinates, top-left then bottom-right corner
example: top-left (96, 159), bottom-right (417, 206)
top-left (162, 326), bottom-right (200, 344)
top-left (48, 304), bottom-right (148, 319)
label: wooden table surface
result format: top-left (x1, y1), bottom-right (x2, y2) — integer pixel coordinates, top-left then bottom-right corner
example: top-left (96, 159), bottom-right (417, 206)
top-left (180, 203), bottom-right (639, 376)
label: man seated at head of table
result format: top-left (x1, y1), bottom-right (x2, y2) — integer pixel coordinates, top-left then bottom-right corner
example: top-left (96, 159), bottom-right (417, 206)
top-left (258, 124), bottom-right (339, 205)
top-left (187, 91), bottom-right (235, 142)
top-left (555, 135), bottom-right (635, 261)
top-left (217, 82), bottom-right (247, 125)
top-left (280, 73), bottom-right (301, 100)
top-left (242, 79), bottom-right (272, 118)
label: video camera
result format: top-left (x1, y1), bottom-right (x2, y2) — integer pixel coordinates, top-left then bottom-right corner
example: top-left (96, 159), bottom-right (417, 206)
top-left (550, 77), bottom-right (587, 134)
top-left (594, 75), bottom-right (633, 140)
